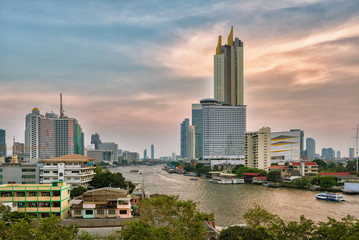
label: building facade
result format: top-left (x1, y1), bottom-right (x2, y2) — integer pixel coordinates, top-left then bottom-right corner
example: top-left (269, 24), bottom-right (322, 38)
top-left (71, 187), bottom-right (131, 219)
top-left (151, 144), bottom-right (154, 160)
top-left (0, 163), bottom-right (40, 184)
top-left (271, 129), bottom-right (304, 163)
top-left (86, 150), bottom-right (111, 164)
top-left (180, 118), bottom-right (189, 158)
top-left (99, 142), bottom-right (118, 162)
top-left (192, 104), bottom-right (203, 159)
top-left (91, 133), bottom-right (102, 150)
top-left (214, 26), bottom-right (244, 106)
top-left (0, 181), bottom-right (70, 219)
top-left (0, 129), bottom-right (6, 157)
top-left (245, 127), bottom-right (271, 171)
top-left (306, 137), bottom-right (316, 160)
top-left (289, 162), bottom-right (319, 176)
top-left (25, 108), bottom-right (84, 162)
top-left (40, 154), bottom-right (95, 187)
top-left (201, 98), bottom-right (246, 159)
top-left (187, 126), bottom-right (195, 160)
top-left (349, 148), bottom-right (355, 159)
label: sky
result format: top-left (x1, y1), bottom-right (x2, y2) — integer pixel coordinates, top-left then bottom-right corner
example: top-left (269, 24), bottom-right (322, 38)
top-left (1, 0), bottom-right (359, 158)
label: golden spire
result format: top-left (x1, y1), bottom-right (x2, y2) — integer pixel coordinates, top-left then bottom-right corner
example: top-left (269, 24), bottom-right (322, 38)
top-left (216, 35), bottom-right (222, 55)
top-left (11, 136), bottom-right (18, 164)
top-left (227, 26), bottom-right (233, 46)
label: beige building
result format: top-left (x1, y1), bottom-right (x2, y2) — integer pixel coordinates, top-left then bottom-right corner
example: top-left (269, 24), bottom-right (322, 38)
top-left (0, 181), bottom-right (70, 219)
top-left (289, 162), bottom-right (318, 176)
top-left (40, 154), bottom-right (95, 187)
top-left (245, 127), bottom-right (271, 171)
top-left (187, 126), bottom-right (195, 160)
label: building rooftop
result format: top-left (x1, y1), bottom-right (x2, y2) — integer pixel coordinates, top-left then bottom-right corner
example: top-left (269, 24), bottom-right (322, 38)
top-left (243, 173), bottom-right (260, 176)
top-left (291, 162), bottom-right (318, 166)
top-left (41, 154), bottom-right (94, 163)
top-left (319, 172), bottom-right (350, 176)
top-left (268, 166), bottom-right (288, 170)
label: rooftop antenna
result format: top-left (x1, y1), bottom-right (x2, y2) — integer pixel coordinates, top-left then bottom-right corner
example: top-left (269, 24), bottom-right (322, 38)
top-left (60, 93), bottom-right (65, 118)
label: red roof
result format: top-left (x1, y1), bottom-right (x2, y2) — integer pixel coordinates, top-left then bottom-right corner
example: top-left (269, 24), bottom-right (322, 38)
top-left (253, 176), bottom-right (267, 180)
top-left (291, 162), bottom-right (318, 166)
top-left (269, 166), bottom-right (287, 169)
top-left (243, 173), bottom-right (260, 176)
top-left (320, 172), bottom-right (349, 176)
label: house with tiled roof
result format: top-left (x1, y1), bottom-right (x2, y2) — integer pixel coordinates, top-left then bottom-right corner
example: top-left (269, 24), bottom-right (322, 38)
top-left (289, 162), bottom-right (318, 176)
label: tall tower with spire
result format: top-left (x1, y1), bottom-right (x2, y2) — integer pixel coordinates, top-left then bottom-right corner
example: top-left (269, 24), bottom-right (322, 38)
top-left (214, 26), bottom-right (244, 106)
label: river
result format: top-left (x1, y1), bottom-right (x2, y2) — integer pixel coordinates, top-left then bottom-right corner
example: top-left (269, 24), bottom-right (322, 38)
top-left (112, 165), bottom-right (359, 227)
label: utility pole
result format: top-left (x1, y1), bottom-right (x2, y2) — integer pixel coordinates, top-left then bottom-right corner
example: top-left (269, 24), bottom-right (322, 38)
top-left (352, 124), bottom-right (359, 172)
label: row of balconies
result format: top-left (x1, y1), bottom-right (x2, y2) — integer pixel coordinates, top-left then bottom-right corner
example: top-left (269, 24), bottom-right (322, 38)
top-left (0, 196), bottom-right (61, 201)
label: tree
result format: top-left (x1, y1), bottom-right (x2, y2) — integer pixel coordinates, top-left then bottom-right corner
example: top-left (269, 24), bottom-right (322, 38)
top-left (70, 186), bottom-right (88, 198)
top-left (346, 161), bottom-right (357, 171)
top-left (291, 177), bottom-right (309, 188)
top-left (33, 214), bottom-right (79, 239)
top-left (319, 176), bottom-right (336, 190)
top-left (267, 171), bottom-right (281, 182)
top-left (0, 203), bottom-right (10, 220)
top-left (219, 226), bottom-right (269, 240)
top-left (313, 159), bottom-right (327, 169)
top-left (121, 195), bottom-right (214, 240)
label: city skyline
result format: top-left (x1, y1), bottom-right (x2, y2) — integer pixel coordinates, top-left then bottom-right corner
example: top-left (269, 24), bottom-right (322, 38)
top-left (1, 0), bottom-right (359, 157)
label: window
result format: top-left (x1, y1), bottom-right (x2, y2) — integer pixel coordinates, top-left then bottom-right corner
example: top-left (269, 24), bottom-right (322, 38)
top-left (29, 192), bottom-right (37, 197)
top-left (17, 202), bottom-right (25, 208)
top-left (108, 210), bottom-right (116, 215)
top-left (41, 192), bottom-right (50, 197)
top-left (119, 210), bottom-right (127, 215)
top-left (74, 210), bottom-right (81, 215)
top-left (22, 169), bottom-right (36, 172)
top-left (59, 173), bottom-right (63, 177)
top-left (22, 175), bottom-right (36, 179)
top-left (16, 192), bottom-right (25, 197)
top-left (97, 210), bottom-right (104, 215)
top-left (44, 171), bottom-right (49, 173)
top-left (85, 210), bottom-right (93, 215)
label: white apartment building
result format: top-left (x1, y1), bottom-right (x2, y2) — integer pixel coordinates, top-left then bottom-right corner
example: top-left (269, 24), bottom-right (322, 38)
top-left (245, 127), bottom-right (271, 171)
top-left (40, 154), bottom-right (95, 187)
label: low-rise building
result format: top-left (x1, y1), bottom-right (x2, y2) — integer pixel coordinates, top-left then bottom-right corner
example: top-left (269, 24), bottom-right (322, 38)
top-left (0, 181), bottom-right (70, 219)
top-left (40, 154), bottom-right (95, 187)
top-left (0, 163), bottom-right (40, 184)
top-left (268, 165), bottom-right (290, 178)
top-left (71, 187), bottom-right (132, 219)
top-left (289, 162), bottom-right (319, 176)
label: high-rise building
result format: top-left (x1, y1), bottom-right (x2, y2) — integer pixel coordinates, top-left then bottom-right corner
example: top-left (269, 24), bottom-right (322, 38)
top-left (337, 151), bottom-right (341, 160)
top-left (25, 96), bottom-right (84, 162)
top-left (180, 118), bottom-right (189, 158)
top-left (143, 148), bottom-right (147, 161)
top-left (0, 129), bottom-right (6, 157)
top-left (91, 133), bottom-right (102, 150)
top-left (322, 148), bottom-right (328, 160)
top-left (99, 142), bottom-right (118, 162)
top-left (245, 127), bottom-right (271, 171)
top-left (271, 129), bottom-right (304, 163)
top-left (201, 98), bottom-right (246, 159)
top-left (187, 126), bottom-right (195, 160)
top-left (151, 144), bottom-right (154, 160)
top-left (306, 138), bottom-right (316, 160)
top-left (192, 104), bottom-right (203, 159)
top-left (349, 148), bottom-right (355, 159)
top-left (214, 26), bottom-right (244, 106)
top-left (322, 147), bottom-right (334, 160)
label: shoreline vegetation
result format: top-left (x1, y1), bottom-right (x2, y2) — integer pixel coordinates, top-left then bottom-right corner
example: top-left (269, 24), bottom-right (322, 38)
top-left (1, 197), bottom-right (358, 240)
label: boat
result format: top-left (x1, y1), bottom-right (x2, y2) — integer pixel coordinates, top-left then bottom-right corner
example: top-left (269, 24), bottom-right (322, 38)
top-left (315, 192), bottom-right (345, 202)
top-left (190, 178), bottom-right (198, 181)
top-left (130, 169), bottom-right (139, 173)
top-left (209, 178), bottom-right (244, 184)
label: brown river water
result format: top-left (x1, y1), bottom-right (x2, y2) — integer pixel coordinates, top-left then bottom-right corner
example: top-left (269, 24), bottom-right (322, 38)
top-left (112, 165), bottom-right (359, 227)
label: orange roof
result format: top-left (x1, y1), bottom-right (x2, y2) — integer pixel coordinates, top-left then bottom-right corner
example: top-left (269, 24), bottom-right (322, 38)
top-left (291, 162), bottom-right (318, 166)
top-left (319, 172), bottom-right (349, 176)
top-left (253, 176), bottom-right (267, 180)
top-left (269, 165), bottom-right (287, 169)
top-left (243, 173), bottom-right (260, 176)
top-left (41, 154), bottom-right (94, 163)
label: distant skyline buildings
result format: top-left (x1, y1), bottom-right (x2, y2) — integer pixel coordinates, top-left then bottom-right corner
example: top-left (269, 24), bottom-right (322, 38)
top-left (0, 129), bottom-right (6, 157)
top-left (322, 147), bottom-right (334, 160)
top-left (306, 137), bottom-right (316, 160)
top-left (349, 148), bottom-right (355, 159)
top-left (99, 142), bottom-right (118, 162)
top-left (151, 144), bottom-right (154, 160)
top-left (214, 26), bottom-right (244, 106)
top-left (91, 133), bottom-right (102, 150)
top-left (180, 118), bottom-right (189, 158)
top-left (144, 148), bottom-right (147, 161)
top-left (187, 126), bottom-right (195, 160)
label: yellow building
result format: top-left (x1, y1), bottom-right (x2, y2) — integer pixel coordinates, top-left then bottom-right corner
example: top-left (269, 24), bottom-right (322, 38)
top-left (0, 181), bottom-right (70, 219)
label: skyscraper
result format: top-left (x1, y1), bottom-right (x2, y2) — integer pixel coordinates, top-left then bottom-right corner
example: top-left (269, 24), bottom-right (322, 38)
top-left (151, 144), bottom-right (154, 160)
top-left (306, 137), bottom-right (316, 160)
top-left (25, 95), bottom-right (84, 161)
top-left (245, 127), bottom-right (271, 171)
top-left (180, 118), bottom-right (189, 158)
top-left (201, 98), bottom-right (246, 159)
top-left (0, 129), bottom-right (6, 157)
top-left (214, 26), bottom-right (244, 106)
top-left (337, 151), bottom-right (341, 160)
top-left (187, 126), bottom-right (195, 160)
top-left (99, 142), bottom-right (118, 162)
top-left (91, 133), bottom-right (102, 150)
top-left (143, 148), bottom-right (147, 161)
top-left (349, 148), bottom-right (355, 159)
top-left (192, 104), bottom-right (203, 159)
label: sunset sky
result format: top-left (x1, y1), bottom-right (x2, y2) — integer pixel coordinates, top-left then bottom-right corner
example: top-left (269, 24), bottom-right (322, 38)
top-left (1, 0), bottom-right (359, 158)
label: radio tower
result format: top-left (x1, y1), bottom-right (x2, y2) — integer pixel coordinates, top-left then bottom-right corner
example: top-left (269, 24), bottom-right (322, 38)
top-left (60, 93), bottom-right (65, 118)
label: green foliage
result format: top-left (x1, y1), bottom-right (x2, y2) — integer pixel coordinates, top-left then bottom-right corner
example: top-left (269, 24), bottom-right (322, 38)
top-left (195, 163), bottom-right (211, 177)
top-left (291, 177), bottom-right (309, 188)
top-left (313, 159), bottom-right (327, 168)
top-left (346, 161), bottom-right (357, 171)
top-left (267, 171), bottom-right (281, 182)
top-left (311, 176), bottom-right (336, 189)
top-left (235, 166), bottom-right (267, 177)
top-left (219, 226), bottom-right (269, 240)
top-left (0, 203), bottom-right (10, 220)
top-left (183, 163), bottom-right (195, 172)
top-left (90, 166), bottom-right (135, 193)
top-left (70, 186), bottom-right (88, 198)
top-left (121, 195), bottom-right (214, 240)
